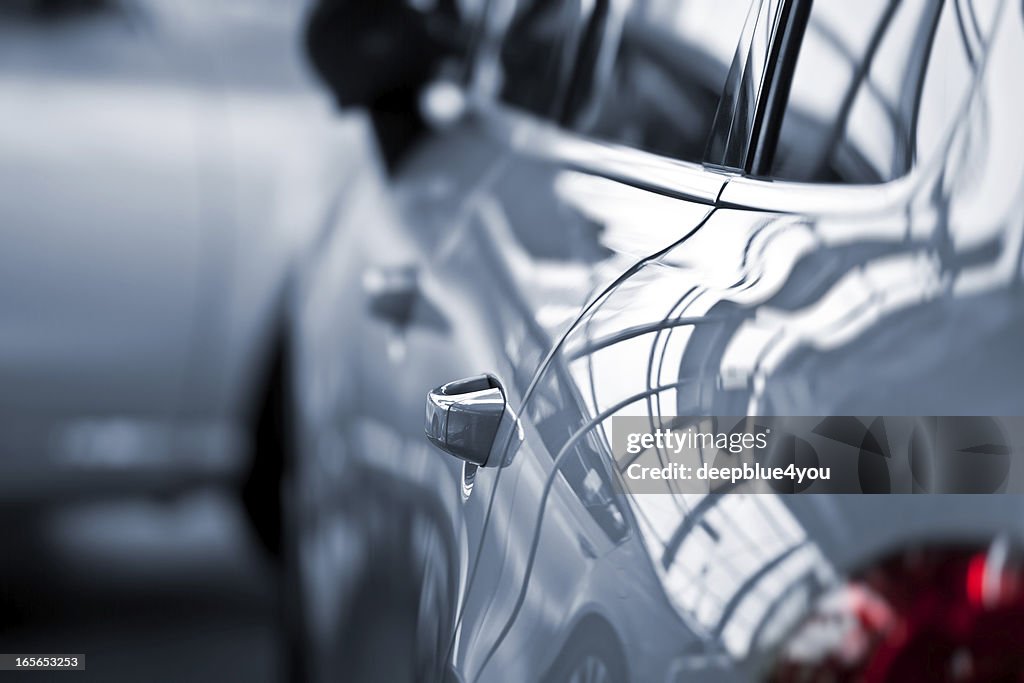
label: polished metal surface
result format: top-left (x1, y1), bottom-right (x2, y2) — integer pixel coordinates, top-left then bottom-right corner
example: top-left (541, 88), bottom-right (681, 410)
top-left (426, 375), bottom-right (507, 467)
top-left (294, 0), bottom-right (1024, 679)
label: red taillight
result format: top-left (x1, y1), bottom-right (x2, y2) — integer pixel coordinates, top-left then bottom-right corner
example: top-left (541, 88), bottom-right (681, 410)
top-left (770, 545), bottom-right (1024, 682)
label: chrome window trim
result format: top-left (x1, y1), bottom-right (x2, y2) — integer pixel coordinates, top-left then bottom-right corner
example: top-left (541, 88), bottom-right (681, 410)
top-left (471, 96), bottom-right (921, 216)
top-left (704, 0), bottom-right (786, 171)
top-left (472, 98), bottom-right (728, 205)
top-left (716, 172), bottom-right (922, 216)
top-left (466, 0), bottom-right (1005, 217)
top-left (718, 0), bottom-right (1010, 215)
top-left (471, 94), bottom-right (955, 218)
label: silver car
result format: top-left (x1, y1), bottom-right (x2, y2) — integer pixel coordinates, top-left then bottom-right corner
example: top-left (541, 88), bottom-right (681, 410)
top-left (290, 0), bottom-right (1024, 680)
top-left (0, 0), bottom-right (349, 553)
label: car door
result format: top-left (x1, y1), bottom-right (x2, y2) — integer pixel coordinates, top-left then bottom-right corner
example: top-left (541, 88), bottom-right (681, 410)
top-left (293, 0), bottom-right (750, 680)
top-left (0, 1), bottom-right (204, 477)
top-left (471, 0), bottom-right (1024, 680)
top-left (290, 2), bottom-right (625, 677)
top-left (440, 2), bottom-right (769, 680)
top-left (425, 1), bottom-right (772, 681)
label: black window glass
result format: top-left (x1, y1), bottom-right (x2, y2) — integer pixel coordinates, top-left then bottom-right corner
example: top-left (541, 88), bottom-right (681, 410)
top-left (564, 0), bottom-right (754, 162)
top-left (491, 0), bottom-right (588, 118)
top-left (769, 0), bottom-right (986, 183)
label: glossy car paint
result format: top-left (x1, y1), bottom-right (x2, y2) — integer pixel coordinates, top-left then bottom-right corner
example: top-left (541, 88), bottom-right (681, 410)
top-left (477, 6), bottom-right (1024, 677)
top-left (293, 0), bottom-right (1024, 681)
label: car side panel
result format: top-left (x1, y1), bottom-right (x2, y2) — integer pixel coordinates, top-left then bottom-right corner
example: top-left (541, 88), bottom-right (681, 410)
top-left (483, 6), bottom-right (1024, 677)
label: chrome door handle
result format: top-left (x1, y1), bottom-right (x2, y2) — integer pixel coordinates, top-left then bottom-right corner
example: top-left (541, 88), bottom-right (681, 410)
top-left (425, 374), bottom-right (523, 468)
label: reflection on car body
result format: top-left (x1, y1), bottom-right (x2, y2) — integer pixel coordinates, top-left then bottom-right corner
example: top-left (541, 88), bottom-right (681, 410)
top-left (293, 0), bottom-right (1024, 680)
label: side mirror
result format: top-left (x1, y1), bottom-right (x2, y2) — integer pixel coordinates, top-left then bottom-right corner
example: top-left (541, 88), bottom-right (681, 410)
top-left (306, 2), bottom-right (468, 110)
top-left (425, 374), bottom-right (513, 467)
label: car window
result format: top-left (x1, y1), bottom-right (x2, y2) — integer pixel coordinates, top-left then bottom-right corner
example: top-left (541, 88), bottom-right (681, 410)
top-left (768, 0), bottom-right (986, 184)
top-left (563, 0), bottom-right (755, 163)
top-left (482, 0), bottom-right (590, 119)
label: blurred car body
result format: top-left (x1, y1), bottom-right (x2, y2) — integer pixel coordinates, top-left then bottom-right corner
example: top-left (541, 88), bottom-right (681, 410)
top-left (293, 0), bottom-right (1024, 680)
top-left (0, 0), bottom-right (349, 510)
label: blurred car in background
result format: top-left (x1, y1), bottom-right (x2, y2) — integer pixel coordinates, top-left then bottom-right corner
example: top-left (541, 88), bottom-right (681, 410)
top-left (291, 0), bottom-right (1024, 681)
top-left (0, 0), bottom-right (353, 556)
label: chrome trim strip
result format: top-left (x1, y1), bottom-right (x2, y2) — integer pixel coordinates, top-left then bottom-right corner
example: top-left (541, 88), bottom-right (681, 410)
top-left (718, 0), bottom-right (1009, 216)
top-left (472, 100), bottom-right (728, 205)
top-left (717, 172), bottom-right (921, 215)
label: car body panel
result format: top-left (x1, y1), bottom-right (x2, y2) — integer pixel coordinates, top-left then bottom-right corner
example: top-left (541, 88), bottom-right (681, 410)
top-left (472, 1), bottom-right (1024, 679)
top-left (292, 105), bottom-right (723, 678)
top-left (293, 0), bottom-right (1024, 680)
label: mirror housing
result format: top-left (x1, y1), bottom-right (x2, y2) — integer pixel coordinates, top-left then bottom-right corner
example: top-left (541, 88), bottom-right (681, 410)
top-left (306, 2), bottom-right (468, 110)
top-left (425, 375), bottom-right (511, 467)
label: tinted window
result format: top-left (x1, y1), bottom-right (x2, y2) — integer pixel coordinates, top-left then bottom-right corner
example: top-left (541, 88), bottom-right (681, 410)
top-left (565, 0), bottom-right (754, 162)
top-left (490, 0), bottom-right (588, 118)
top-left (769, 0), bottom-right (985, 183)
